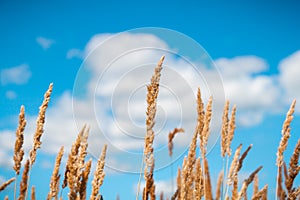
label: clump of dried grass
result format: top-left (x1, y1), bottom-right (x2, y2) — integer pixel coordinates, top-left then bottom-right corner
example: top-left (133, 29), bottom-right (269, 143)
top-left (1, 57), bottom-right (300, 200)
top-left (1, 83), bottom-right (107, 200)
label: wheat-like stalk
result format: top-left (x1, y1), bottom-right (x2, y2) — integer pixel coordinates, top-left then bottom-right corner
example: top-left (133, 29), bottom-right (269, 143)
top-left (227, 105), bottom-right (236, 157)
top-left (90, 144), bottom-right (107, 200)
top-left (203, 158), bottom-right (213, 200)
top-left (79, 159), bottom-right (92, 200)
top-left (18, 160), bottom-right (30, 200)
top-left (227, 144), bottom-right (242, 185)
top-left (287, 186), bottom-right (300, 199)
top-left (181, 124), bottom-right (198, 199)
top-left (216, 170), bottom-right (223, 200)
top-left (196, 88), bottom-right (205, 140)
top-left (13, 105), bottom-right (26, 175)
top-left (0, 177), bottom-right (16, 191)
top-left (175, 168), bottom-right (181, 200)
top-left (238, 166), bottom-right (263, 199)
top-left (142, 56), bottom-right (164, 200)
top-left (168, 128), bottom-right (184, 156)
top-left (29, 83), bottom-right (53, 166)
top-left (237, 144), bottom-right (252, 172)
top-left (48, 146), bottom-right (64, 200)
top-left (251, 184), bottom-right (268, 200)
top-left (199, 96), bottom-right (213, 158)
top-left (221, 101), bottom-right (230, 157)
top-left (31, 186), bottom-right (36, 200)
top-left (194, 158), bottom-right (203, 200)
top-left (253, 174), bottom-right (259, 197)
top-left (276, 99), bottom-right (296, 167)
top-left (285, 139), bottom-right (300, 192)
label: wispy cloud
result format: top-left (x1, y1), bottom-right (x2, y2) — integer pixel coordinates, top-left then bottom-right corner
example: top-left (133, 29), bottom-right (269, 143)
top-left (278, 50), bottom-right (300, 106)
top-left (215, 56), bottom-right (280, 126)
top-left (36, 36), bottom-right (55, 50)
top-left (5, 90), bottom-right (17, 100)
top-left (66, 48), bottom-right (83, 59)
top-left (0, 64), bottom-right (31, 85)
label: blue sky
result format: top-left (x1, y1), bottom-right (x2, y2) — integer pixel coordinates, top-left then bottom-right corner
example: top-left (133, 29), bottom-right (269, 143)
top-left (0, 0), bottom-right (300, 199)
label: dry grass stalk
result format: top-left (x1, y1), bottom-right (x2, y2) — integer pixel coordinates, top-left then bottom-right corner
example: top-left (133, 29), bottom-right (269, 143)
top-left (175, 168), bottom-right (181, 200)
top-left (79, 159), bottom-right (92, 200)
top-left (194, 158), bottom-right (204, 200)
top-left (251, 184), bottom-right (268, 200)
top-left (47, 146), bottom-right (64, 200)
top-left (160, 191), bottom-right (164, 200)
top-left (179, 157), bottom-right (187, 199)
top-left (77, 126), bottom-right (90, 171)
top-left (168, 128), bottom-right (184, 156)
top-left (200, 96), bottom-right (213, 157)
top-left (171, 189), bottom-right (178, 200)
top-left (18, 160), bottom-right (30, 200)
top-left (90, 144), bottom-right (107, 200)
top-left (227, 144), bottom-right (242, 185)
top-left (227, 105), bottom-right (236, 156)
top-left (62, 125), bottom-right (86, 189)
top-left (0, 177), bottom-right (16, 191)
top-left (31, 185), bottom-right (36, 200)
top-left (238, 166), bottom-right (263, 199)
top-left (75, 126), bottom-right (90, 195)
top-left (29, 83), bottom-right (53, 165)
top-left (216, 170), bottom-right (223, 200)
top-left (13, 105), bottom-right (26, 175)
top-left (196, 87), bottom-right (205, 139)
top-left (283, 162), bottom-right (289, 183)
top-left (143, 56), bottom-right (164, 200)
top-left (231, 145), bottom-right (244, 200)
top-left (276, 99), bottom-right (296, 167)
top-left (286, 139), bottom-right (300, 192)
top-left (237, 144), bottom-right (253, 172)
top-left (277, 165), bottom-right (286, 200)
top-left (221, 101), bottom-right (229, 157)
top-left (182, 125), bottom-right (199, 199)
top-left (253, 174), bottom-right (259, 196)
top-left (203, 158), bottom-right (213, 200)
top-left (232, 169), bottom-right (239, 200)
top-left (287, 186), bottom-right (300, 199)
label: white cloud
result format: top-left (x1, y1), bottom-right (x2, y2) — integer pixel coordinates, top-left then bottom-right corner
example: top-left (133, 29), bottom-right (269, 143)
top-left (215, 56), bottom-right (280, 126)
top-left (0, 32), bottom-right (222, 173)
top-left (0, 130), bottom-right (15, 168)
top-left (1, 32), bottom-right (298, 175)
top-left (75, 32), bottom-right (226, 172)
top-left (66, 48), bottom-right (83, 59)
top-left (278, 50), bottom-right (300, 107)
top-left (5, 90), bottom-right (17, 100)
top-left (36, 37), bottom-right (55, 50)
top-left (0, 64), bottom-right (31, 85)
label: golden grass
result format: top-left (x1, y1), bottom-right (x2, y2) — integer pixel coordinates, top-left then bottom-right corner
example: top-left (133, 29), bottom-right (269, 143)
top-left (168, 128), bottom-right (184, 157)
top-left (0, 177), bottom-right (15, 192)
top-left (0, 57), bottom-right (299, 199)
top-left (29, 83), bottom-right (53, 166)
top-left (47, 146), bottom-right (64, 199)
top-left (13, 105), bottom-right (26, 175)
